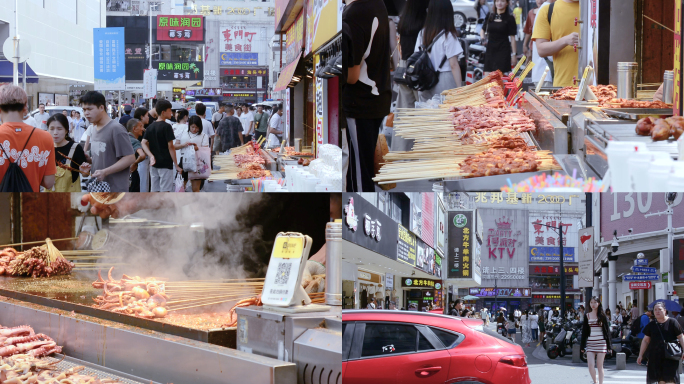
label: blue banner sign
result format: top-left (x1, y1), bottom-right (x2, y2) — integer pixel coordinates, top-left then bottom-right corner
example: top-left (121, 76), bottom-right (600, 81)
top-left (94, 28), bottom-right (126, 90)
top-left (631, 266), bottom-right (657, 274)
top-left (623, 274), bottom-right (660, 281)
top-left (529, 246), bottom-right (576, 262)
top-left (220, 52), bottom-right (258, 66)
top-left (634, 259), bottom-right (649, 266)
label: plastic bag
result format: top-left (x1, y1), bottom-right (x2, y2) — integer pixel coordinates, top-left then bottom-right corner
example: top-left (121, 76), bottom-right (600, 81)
top-left (182, 147), bottom-right (198, 173)
top-left (189, 147), bottom-right (211, 180)
top-left (174, 173), bottom-right (185, 192)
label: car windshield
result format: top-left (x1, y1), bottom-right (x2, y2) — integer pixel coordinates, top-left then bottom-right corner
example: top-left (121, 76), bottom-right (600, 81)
top-left (472, 324), bottom-right (516, 345)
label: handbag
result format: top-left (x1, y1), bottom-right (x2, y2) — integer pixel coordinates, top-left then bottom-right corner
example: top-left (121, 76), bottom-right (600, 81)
top-left (393, 61), bottom-right (409, 85)
top-left (189, 143), bottom-right (211, 180)
top-left (655, 320), bottom-right (683, 361)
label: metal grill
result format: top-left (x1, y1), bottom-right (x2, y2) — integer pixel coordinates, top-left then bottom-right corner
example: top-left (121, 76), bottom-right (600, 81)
top-left (41, 354), bottom-right (156, 384)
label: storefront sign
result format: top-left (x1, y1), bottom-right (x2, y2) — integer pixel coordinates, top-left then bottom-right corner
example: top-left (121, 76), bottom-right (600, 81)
top-left (185, 5), bottom-right (273, 17)
top-left (480, 209), bottom-right (528, 286)
top-left (448, 211), bottom-right (473, 279)
top-left (223, 93), bottom-right (254, 97)
top-left (157, 15), bottom-right (204, 41)
top-left (309, 0), bottom-right (341, 53)
top-left (469, 287), bottom-right (531, 297)
top-left (630, 281), bottom-right (652, 289)
top-left (529, 265), bottom-right (579, 275)
top-left (286, 10), bottom-right (305, 64)
top-left (674, 238), bottom-right (684, 284)
top-left (221, 68), bottom-right (268, 76)
top-left (173, 88), bottom-right (185, 93)
top-left (153, 61), bottom-right (203, 80)
top-left (475, 193), bottom-right (582, 206)
top-left (142, 69), bottom-right (157, 99)
top-left (94, 28), bottom-right (126, 91)
top-left (220, 52), bottom-right (259, 66)
top-left (193, 88), bottom-right (222, 96)
top-left (125, 44), bottom-right (145, 61)
top-left (221, 26), bottom-right (259, 53)
top-left (342, 194), bottom-right (399, 260)
top-left (601, 193), bottom-right (684, 241)
top-left (397, 224), bottom-right (417, 267)
top-left (529, 215), bottom-right (578, 262)
top-left (386, 273), bottom-right (393, 290)
top-left (631, 266), bottom-right (657, 274)
top-left (358, 271), bottom-right (371, 281)
top-left (402, 278), bottom-right (440, 288)
top-left (531, 294), bottom-right (562, 304)
top-left (275, 0), bottom-right (289, 29)
top-left (577, 227), bottom-right (594, 287)
top-left (623, 274), bottom-right (660, 281)
top-left (314, 54), bottom-right (325, 151)
top-left (436, 198), bottom-right (446, 256)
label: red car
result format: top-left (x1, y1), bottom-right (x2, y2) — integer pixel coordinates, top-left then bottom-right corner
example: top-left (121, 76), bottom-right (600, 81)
top-left (342, 310), bottom-right (531, 384)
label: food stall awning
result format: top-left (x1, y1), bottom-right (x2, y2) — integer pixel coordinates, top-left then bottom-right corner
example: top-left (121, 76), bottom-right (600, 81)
top-left (0, 60), bottom-right (38, 83)
top-left (273, 53), bottom-right (302, 92)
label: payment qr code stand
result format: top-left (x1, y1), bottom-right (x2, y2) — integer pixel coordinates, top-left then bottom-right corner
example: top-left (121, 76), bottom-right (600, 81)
top-left (235, 227), bottom-right (342, 379)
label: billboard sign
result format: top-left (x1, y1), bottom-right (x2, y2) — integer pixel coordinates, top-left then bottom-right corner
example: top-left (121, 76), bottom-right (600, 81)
top-left (93, 28), bottom-right (126, 91)
top-left (529, 215), bottom-right (578, 262)
top-left (220, 52), bottom-right (259, 66)
top-left (153, 61), bottom-right (203, 81)
top-left (577, 227), bottom-right (594, 287)
top-left (157, 15), bottom-right (204, 41)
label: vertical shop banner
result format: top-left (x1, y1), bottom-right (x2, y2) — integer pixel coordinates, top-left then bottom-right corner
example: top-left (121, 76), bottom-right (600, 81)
top-left (675, 0), bottom-right (682, 116)
top-left (447, 211), bottom-right (473, 279)
top-left (434, 253), bottom-right (442, 279)
top-left (578, 227), bottom-right (594, 287)
top-left (143, 69), bottom-right (158, 99)
top-left (436, 198), bottom-right (446, 256)
top-left (529, 215), bottom-right (578, 262)
top-left (286, 10), bottom-right (305, 64)
top-left (674, 238), bottom-right (684, 284)
top-left (204, 20), bottom-right (220, 88)
top-left (285, 88), bottom-right (291, 136)
top-left (274, 0), bottom-right (289, 29)
top-left (157, 15), bottom-right (204, 41)
top-left (480, 209), bottom-right (529, 287)
top-left (314, 55), bottom-right (326, 153)
top-left (422, 193), bottom-right (435, 248)
top-left (93, 28), bottom-right (126, 91)
top-left (397, 224), bottom-right (417, 267)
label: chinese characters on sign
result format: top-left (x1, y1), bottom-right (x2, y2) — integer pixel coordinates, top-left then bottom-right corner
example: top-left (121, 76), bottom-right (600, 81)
top-left (397, 225), bottom-right (417, 267)
top-left (402, 278), bottom-right (439, 288)
top-left (286, 10), bottom-right (304, 64)
top-left (479, 209), bottom-right (528, 286)
top-left (184, 6), bottom-right (275, 16)
top-left (447, 211), bottom-right (473, 279)
top-left (93, 28), bottom-right (125, 91)
top-left (154, 61), bottom-right (203, 80)
top-left (487, 216), bottom-right (520, 259)
top-left (529, 265), bottom-right (579, 275)
top-left (363, 214), bottom-right (382, 242)
top-left (469, 288), bottom-right (531, 297)
top-left (124, 45), bottom-right (145, 61)
top-left (157, 16), bottom-right (204, 41)
top-left (221, 26), bottom-right (258, 53)
top-left (474, 192), bottom-right (581, 206)
top-left (528, 215), bottom-right (578, 262)
top-left (222, 69), bottom-right (267, 76)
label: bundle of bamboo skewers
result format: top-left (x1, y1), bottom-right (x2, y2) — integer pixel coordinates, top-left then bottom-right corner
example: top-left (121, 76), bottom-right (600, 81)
top-left (209, 137), bottom-right (269, 181)
top-left (441, 71), bottom-right (506, 108)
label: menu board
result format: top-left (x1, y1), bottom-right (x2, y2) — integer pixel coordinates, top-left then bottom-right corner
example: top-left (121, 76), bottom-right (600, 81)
top-left (397, 224), bottom-right (417, 267)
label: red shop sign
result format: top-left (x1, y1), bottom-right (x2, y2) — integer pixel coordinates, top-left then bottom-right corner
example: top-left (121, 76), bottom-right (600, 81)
top-left (629, 281), bottom-right (652, 290)
top-left (222, 69), bottom-right (268, 76)
top-left (157, 15), bottom-right (204, 41)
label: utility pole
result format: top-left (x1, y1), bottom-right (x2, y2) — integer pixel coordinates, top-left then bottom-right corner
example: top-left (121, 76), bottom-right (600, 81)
top-left (560, 223), bottom-right (565, 320)
top-left (13, 0), bottom-right (19, 86)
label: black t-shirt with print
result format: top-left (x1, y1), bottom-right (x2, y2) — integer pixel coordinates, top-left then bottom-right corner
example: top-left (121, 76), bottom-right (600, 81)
top-left (143, 121), bottom-right (176, 169)
top-left (342, 0), bottom-right (392, 119)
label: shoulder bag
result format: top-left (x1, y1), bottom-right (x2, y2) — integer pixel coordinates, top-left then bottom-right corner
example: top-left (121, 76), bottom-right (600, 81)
top-left (655, 319), bottom-right (683, 361)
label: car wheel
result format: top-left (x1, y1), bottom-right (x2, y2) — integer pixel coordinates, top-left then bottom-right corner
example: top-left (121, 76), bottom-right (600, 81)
top-left (454, 12), bottom-right (466, 28)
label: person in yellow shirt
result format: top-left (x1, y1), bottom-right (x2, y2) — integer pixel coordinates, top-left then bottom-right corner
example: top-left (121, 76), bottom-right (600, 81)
top-left (513, 1), bottom-right (523, 41)
top-left (531, 0), bottom-right (580, 87)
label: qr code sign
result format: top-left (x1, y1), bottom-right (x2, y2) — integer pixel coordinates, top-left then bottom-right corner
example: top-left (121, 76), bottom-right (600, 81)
top-left (275, 262), bottom-right (292, 285)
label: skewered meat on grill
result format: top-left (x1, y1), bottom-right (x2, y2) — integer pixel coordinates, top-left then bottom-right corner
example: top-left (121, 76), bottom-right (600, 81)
top-left (608, 99), bottom-right (670, 109)
top-left (448, 105), bottom-right (536, 132)
top-left (237, 170), bottom-right (272, 179)
top-left (0, 325), bottom-right (61, 358)
top-left (460, 148), bottom-right (540, 178)
top-left (298, 158), bottom-right (312, 166)
top-left (652, 119), bottom-right (672, 141)
top-left (239, 162), bottom-right (264, 170)
top-left (91, 268), bottom-right (169, 318)
top-left (233, 154), bottom-right (266, 166)
top-left (665, 116), bottom-right (684, 140)
top-left (635, 117), bottom-right (655, 136)
top-left (7, 246), bottom-right (74, 278)
top-left (550, 85), bottom-right (617, 105)
top-left (1, 354), bottom-right (121, 383)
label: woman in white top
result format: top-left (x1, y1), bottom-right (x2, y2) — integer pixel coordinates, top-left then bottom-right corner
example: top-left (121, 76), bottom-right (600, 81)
top-left (178, 116), bottom-right (210, 192)
top-left (414, 0), bottom-right (463, 102)
top-left (529, 311), bottom-right (539, 342)
top-left (172, 109), bottom-right (190, 167)
top-left (267, 106), bottom-right (284, 148)
top-left (521, 310), bottom-right (533, 347)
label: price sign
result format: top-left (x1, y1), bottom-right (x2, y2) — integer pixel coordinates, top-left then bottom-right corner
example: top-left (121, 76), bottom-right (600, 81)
top-left (262, 233), bottom-right (312, 307)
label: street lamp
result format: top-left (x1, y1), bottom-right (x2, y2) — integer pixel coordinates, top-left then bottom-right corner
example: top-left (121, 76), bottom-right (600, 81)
top-left (534, 221), bottom-right (567, 320)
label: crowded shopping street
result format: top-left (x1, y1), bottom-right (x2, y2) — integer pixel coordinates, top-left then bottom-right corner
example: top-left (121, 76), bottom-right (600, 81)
top-left (342, 192), bottom-right (684, 384)
top-left (343, 0), bottom-right (681, 193)
top-left (0, 0), bottom-right (343, 193)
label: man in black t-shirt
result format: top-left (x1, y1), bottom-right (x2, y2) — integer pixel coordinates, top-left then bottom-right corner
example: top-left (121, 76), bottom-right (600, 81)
top-left (343, 0), bottom-right (392, 192)
top-left (141, 100), bottom-right (182, 192)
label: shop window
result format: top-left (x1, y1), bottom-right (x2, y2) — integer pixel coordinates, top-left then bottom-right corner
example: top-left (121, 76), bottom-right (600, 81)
top-left (430, 327), bottom-right (460, 349)
top-left (361, 323), bottom-right (417, 357)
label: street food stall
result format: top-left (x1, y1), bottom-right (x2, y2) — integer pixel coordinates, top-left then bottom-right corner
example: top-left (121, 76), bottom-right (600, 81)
top-left (0, 193), bottom-right (341, 384)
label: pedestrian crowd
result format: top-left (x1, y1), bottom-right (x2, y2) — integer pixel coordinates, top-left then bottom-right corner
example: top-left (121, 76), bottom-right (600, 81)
top-left (342, 0), bottom-right (580, 191)
top-left (0, 85), bottom-right (280, 192)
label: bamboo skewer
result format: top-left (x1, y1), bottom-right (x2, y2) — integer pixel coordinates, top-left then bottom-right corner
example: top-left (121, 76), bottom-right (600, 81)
top-left (167, 297), bottom-right (254, 312)
top-left (0, 238), bottom-right (79, 248)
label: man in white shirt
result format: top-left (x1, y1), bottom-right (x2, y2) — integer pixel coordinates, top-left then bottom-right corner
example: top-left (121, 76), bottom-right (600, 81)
top-left (23, 112), bottom-right (38, 129)
top-left (239, 104), bottom-right (255, 142)
top-left (34, 103), bottom-right (50, 131)
top-left (267, 106), bottom-right (284, 148)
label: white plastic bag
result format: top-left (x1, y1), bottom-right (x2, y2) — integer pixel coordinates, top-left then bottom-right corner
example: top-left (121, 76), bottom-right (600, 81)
top-left (174, 173), bottom-right (185, 192)
top-left (182, 147), bottom-right (198, 173)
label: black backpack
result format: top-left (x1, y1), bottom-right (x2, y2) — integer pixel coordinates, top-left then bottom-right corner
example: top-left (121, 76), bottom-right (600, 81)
top-left (405, 31), bottom-right (447, 91)
top-left (630, 315), bottom-right (641, 336)
top-left (0, 127), bottom-right (37, 192)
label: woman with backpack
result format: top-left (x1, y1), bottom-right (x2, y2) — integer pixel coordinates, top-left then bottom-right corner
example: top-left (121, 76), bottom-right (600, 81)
top-left (412, 0), bottom-right (463, 102)
top-left (480, 0), bottom-right (518, 76)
